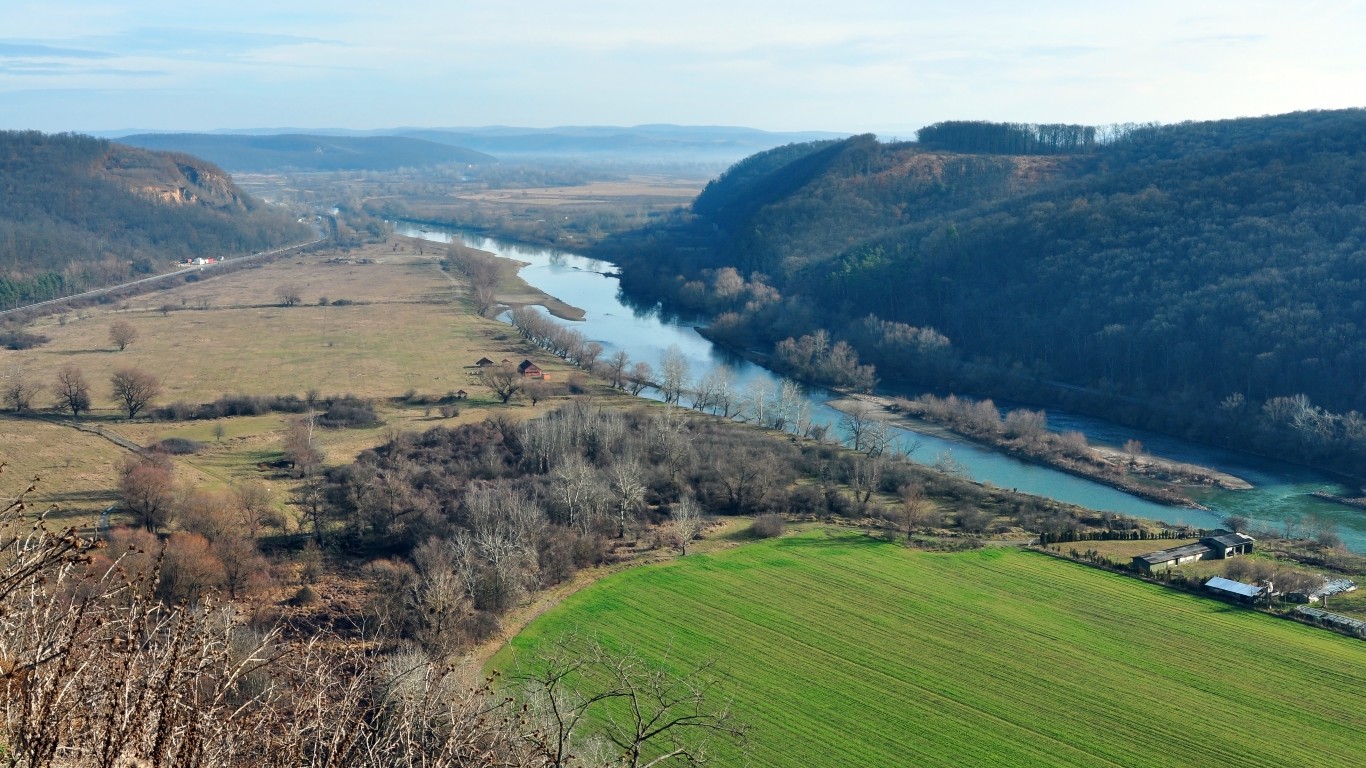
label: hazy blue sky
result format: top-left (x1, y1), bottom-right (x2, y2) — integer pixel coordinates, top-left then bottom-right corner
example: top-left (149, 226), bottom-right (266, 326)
top-left (2, 1), bottom-right (1363, 135)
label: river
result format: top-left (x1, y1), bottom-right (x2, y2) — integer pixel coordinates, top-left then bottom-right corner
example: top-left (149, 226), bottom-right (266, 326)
top-left (397, 223), bottom-right (1366, 552)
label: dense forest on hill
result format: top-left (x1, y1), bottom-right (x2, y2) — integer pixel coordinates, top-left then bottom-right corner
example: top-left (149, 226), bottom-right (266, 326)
top-left (598, 110), bottom-right (1366, 475)
top-left (0, 131), bottom-right (310, 309)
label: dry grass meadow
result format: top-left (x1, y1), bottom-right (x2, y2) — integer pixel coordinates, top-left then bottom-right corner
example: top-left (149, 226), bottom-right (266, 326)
top-left (2, 236), bottom-right (604, 528)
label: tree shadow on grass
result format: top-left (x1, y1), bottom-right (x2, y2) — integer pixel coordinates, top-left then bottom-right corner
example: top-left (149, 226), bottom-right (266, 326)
top-left (770, 530), bottom-right (893, 551)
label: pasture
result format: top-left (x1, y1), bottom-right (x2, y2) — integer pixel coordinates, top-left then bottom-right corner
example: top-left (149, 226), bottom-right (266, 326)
top-left (0, 238), bottom-right (593, 526)
top-left (495, 531), bottom-right (1366, 768)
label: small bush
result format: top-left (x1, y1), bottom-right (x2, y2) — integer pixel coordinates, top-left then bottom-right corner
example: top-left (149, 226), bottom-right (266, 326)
top-left (152, 401), bottom-right (197, 421)
top-left (289, 585), bottom-right (321, 606)
top-left (439, 405), bottom-right (459, 419)
top-left (268, 394), bottom-right (308, 413)
top-left (316, 395), bottom-right (380, 428)
top-left (460, 610), bottom-right (501, 643)
top-left (0, 329), bottom-right (50, 350)
top-left (153, 437), bottom-right (204, 455)
top-left (331, 298), bottom-right (354, 306)
top-left (751, 513), bottom-right (787, 539)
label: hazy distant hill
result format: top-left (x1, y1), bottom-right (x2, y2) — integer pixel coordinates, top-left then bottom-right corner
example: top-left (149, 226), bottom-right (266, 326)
top-left (116, 133), bottom-right (496, 172)
top-left (0, 131), bottom-right (310, 309)
top-left (396, 125), bottom-right (847, 161)
top-left (97, 125), bottom-right (847, 164)
top-left (602, 110), bottom-right (1366, 471)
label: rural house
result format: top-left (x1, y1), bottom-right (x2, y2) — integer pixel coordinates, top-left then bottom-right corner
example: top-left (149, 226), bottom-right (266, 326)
top-left (518, 360), bottom-right (544, 379)
top-left (475, 357), bottom-right (495, 367)
top-left (1199, 532), bottom-right (1255, 558)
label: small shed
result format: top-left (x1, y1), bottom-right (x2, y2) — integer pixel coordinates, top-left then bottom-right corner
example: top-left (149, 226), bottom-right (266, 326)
top-left (455, 389), bottom-right (468, 400)
top-left (1205, 576), bottom-right (1263, 602)
top-left (1132, 543), bottom-right (1211, 574)
top-left (475, 357), bottom-right (495, 367)
top-left (1199, 532), bottom-right (1255, 559)
top-left (518, 359), bottom-right (544, 379)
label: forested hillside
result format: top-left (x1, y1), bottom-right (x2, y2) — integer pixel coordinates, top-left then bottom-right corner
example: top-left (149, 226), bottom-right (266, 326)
top-left (0, 131), bottom-right (310, 309)
top-left (600, 110), bottom-right (1366, 474)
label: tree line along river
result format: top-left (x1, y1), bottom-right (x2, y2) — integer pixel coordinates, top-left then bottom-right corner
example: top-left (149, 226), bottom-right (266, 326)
top-left (397, 223), bottom-right (1366, 553)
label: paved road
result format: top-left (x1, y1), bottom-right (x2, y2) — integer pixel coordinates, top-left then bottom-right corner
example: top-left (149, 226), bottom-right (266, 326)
top-left (0, 233), bottom-right (326, 319)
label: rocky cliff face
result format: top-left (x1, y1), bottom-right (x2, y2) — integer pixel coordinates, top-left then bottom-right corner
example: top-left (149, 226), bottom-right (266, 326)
top-left (100, 146), bottom-right (250, 211)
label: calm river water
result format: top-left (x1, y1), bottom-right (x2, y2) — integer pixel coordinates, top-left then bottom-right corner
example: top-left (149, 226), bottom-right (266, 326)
top-left (398, 223), bottom-right (1366, 552)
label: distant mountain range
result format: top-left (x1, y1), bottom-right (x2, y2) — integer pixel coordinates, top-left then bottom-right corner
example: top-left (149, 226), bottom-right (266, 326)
top-left (115, 134), bottom-right (496, 172)
top-left (103, 125), bottom-right (848, 167)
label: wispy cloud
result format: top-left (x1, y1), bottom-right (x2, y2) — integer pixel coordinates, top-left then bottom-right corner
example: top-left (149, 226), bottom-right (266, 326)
top-left (84, 27), bottom-right (334, 58)
top-left (0, 41), bottom-right (116, 59)
top-left (0, 61), bottom-right (164, 76)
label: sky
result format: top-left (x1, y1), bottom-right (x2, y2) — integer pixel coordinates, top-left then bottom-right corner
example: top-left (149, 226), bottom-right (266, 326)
top-left (1, 0), bottom-right (1364, 136)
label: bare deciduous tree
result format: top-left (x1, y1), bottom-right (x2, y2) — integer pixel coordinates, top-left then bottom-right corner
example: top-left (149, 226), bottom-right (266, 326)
top-left (668, 497), bottom-right (707, 556)
top-left (275, 282), bottom-right (303, 307)
top-left (51, 364), bottom-right (90, 418)
top-left (120, 458), bottom-right (177, 532)
top-left (515, 633), bottom-right (748, 768)
top-left (234, 480), bottom-right (285, 538)
top-left (627, 361), bottom-right (654, 396)
top-left (1, 366), bottom-right (40, 413)
top-left (659, 345), bottom-right (691, 405)
top-left (609, 457), bottom-right (646, 538)
top-left (110, 366), bottom-right (161, 419)
top-left (899, 482), bottom-right (927, 539)
top-left (108, 318), bottom-right (138, 351)
top-left (605, 350), bottom-right (631, 390)
top-left (481, 363), bottom-right (525, 404)
top-left (839, 401), bottom-right (882, 453)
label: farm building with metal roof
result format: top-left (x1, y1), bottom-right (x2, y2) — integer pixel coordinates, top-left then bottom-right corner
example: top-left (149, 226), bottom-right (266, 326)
top-left (1199, 532), bottom-right (1256, 558)
top-left (1132, 544), bottom-right (1211, 573)
top-left (1205, 576), bottom-right (1264, 601)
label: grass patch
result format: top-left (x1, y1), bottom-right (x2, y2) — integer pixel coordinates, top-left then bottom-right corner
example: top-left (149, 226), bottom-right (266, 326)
top-left (2, 240), bottom-right (593, 530)
top-left (495, 530), bottom-right (1366, 768)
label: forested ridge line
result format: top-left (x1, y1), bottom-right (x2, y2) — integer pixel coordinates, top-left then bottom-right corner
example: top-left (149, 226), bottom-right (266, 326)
top-left (594, 109), bottom-right (1366, 478)
top-left (0, 130), bottom-right (310, 309)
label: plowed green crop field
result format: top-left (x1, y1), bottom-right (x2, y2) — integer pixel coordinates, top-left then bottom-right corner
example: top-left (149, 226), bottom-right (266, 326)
top-left (495, 531), bottom-right (1366, 767)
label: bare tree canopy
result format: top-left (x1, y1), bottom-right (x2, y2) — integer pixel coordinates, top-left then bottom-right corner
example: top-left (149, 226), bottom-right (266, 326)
top-left (120, 458), bottom-right (177, 531)
top-left (659, 345), bottom-right (691, 405)
top-left (480, 363), bottom-right (525, 404)
top-left (275, 282), bottom-right (303, 307)
top-left (110, 367), bottom-right (161, 419)
top-left (1, 367), bottom-right (40, 413)
top-left (51, 365), bottom-right (90, 418)
top-left (108, 319), bottom-right (139, 351)
top-left (515, 632), bottom-right (748, 768)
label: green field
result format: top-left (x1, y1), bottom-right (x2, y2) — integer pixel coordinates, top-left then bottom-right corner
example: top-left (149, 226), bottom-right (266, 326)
top-left (495, 531), bottom-right (1366, 767)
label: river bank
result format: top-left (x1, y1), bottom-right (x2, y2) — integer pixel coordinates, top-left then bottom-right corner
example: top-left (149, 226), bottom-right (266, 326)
top-left (396, 223), bottom-right (1366, 552)
top-left (826, 393), bottom-right (1254, 511)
